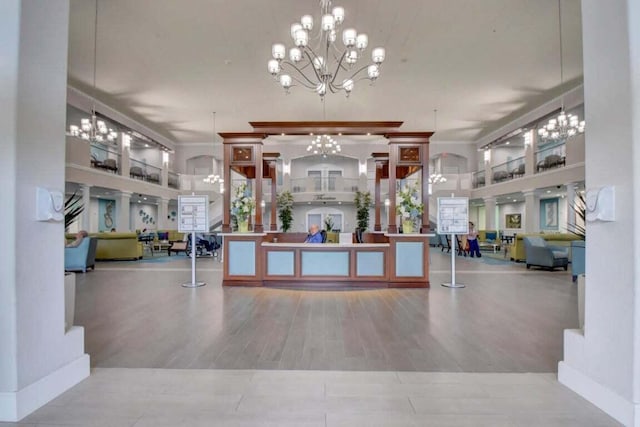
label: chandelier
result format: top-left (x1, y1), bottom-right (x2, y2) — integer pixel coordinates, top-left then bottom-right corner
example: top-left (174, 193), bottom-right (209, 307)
top-left (428, 173), bottom-right (447, 184)
top-left (69, 114), bottom-right (118, 143)
top-left (267, 0), bottom-right (386, 98)
top-left (306, 134), bottom-right (341, 156)
top-left (537, 0), bottom-right (585, 144)
top-left (67, 0), bottom-right (119, 144)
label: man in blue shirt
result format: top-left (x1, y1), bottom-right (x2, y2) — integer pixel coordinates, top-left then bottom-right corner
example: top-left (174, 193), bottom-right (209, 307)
top-left (305, 224), bottom-right (323, 243)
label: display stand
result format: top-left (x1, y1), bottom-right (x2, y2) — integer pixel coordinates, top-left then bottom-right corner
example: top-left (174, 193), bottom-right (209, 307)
top-left (178, 194), bottom-right (209, 288)
top-left (437, 195), bottom-right (469, 289)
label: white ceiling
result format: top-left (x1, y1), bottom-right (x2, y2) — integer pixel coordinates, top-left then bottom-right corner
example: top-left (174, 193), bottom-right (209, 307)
top-left (67, 0), bottom-right (584, 145)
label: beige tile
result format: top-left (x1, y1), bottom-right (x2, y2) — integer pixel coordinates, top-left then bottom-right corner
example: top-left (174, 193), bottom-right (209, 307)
top-left (243, 381), bottom-right (325, 398)
top-left (326, 382), bottom-right (489, 399)
top-left (397, 372), bottom-right (553, 385)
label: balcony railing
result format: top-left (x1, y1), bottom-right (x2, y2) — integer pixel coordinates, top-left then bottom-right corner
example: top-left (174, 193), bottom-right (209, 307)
top-left (491, 156), bottom-right (525, 184)
top-left (130, 158), bottom-right (162, 184)
top-left (90, 144), bottom-right (120, 174)
top-left (291, 176), bottom-right (359, 193)
top-left (472, 170), bottom-right (485, 188)
top-left (168, 171), bottom-right (179, 189)
top-left (536, 142), bottom-right (566, 173)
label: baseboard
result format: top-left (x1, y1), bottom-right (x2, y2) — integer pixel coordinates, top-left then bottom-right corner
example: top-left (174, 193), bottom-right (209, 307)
top-left (0, 353), bottom-right (90, 422)
top-left (558, 361), bottom-right (639, 426)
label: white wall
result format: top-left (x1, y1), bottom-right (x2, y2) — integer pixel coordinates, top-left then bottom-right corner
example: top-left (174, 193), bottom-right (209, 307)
top-left (130, 203), bottom-right (159, 231)
top-left (491, 146), bottom-right (525, 169)
top-left (291, 205), bottom-right (358, 233)
top-left (1, 1), bottom-right (88, 421)
top-left (291, 155), bottom-right (359, 178)
top-left (558, 1), bottom-right (640, 425)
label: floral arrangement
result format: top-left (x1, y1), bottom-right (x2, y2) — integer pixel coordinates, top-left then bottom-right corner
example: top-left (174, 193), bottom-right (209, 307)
top-left (231, 182), bottom-right (255, 222)
top-left (396, 182), bottom-right (423, 220)
top-left (324, 215), bottom-right (334, 232)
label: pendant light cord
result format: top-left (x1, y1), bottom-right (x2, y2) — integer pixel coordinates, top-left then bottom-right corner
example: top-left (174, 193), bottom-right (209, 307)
top-left (92, 0), bottom-right (99, 114)
top-left (558, 0), bottom-right (564, 110)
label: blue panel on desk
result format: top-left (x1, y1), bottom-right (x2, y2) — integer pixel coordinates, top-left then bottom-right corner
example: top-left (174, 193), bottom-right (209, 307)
top-left (267, 251), bottom-right (295, 276)
top-left (396, 242), bottom-right (423, 277)
top-left (357, 252), bottom-right (384, 276)
top-left (228, 241), bottom-right (255, 275)
top-left (302, 251), bottom-right (349, 276)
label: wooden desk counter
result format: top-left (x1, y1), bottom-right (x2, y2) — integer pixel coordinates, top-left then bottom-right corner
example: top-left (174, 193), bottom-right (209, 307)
top-left (222, 233), bottom-right (430, 289)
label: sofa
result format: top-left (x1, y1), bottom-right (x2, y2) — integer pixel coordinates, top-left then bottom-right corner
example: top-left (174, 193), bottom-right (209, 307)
top-left (91, 232), bottom-right (143, 260)
top-left (523, 236), bottom-right (569, 271)
top-left (510, 233), bottom-right (582, 262)
top-left (65, 237), bottom-right (97, 272)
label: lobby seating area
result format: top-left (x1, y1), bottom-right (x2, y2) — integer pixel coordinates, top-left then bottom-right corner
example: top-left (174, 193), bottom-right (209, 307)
top-left (64, 237), bottom-right (97, 272)
top-left (510, 233), bottom-right (582, 262)
top-left (524, 236), bottom-right (570, 271)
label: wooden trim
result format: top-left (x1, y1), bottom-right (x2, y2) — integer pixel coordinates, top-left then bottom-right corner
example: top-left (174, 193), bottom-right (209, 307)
top-left (374, 163), bottom-right (382, 231)
top-left (385, 132), bottom-right (433, 143)
top-left (222, 144), bottom-right (231, 232)
top-left (249, 121), bottom-right (403, 135)
top-left (220, 133), bottom-right (267, 143)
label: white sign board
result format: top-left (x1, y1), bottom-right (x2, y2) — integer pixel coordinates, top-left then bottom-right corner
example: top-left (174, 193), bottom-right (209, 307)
top-left (178, 195), bottom-right (209, 233)
top-left (437, 197), bottom-right (469, 235)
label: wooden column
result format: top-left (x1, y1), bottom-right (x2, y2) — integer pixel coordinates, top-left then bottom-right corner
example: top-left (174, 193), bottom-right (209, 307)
top-left (263, 153), bottom-right (280, 232)
top-left (219, 133), bottom-right (266, 233)
top-left (372, 153), bottom-right (389, 232)
top-left (385, 132), bottom-right (433, 234)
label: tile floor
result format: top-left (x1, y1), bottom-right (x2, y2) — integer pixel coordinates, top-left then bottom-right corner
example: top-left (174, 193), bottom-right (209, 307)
top-left (2, 368), bottom-right (620, 426)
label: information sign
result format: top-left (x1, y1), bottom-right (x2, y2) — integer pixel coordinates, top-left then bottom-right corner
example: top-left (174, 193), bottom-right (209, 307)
top-left (437, 197), bottom-right (469, 235)
top-left (178, 195), bottom-right (209, 233)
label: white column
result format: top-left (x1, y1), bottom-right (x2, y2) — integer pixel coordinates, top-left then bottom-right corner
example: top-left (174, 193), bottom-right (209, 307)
top-left (119, 133), bottom-right (130, 177)
top-left (566, 182), bottom-right (577, 230)
top-left (158, 197), bottom-right (169, 230)
top-left (524, 130), bottom-right (537, 177)
top-left (559, 2), bottom-right (640, 425)
top-left (0, 1), bottom-right (88, 422)
top-left (483, 149), bottom-right (492, 186)
top-left (483, 197), bottom-right (496, 230)
top-left (80, 184), bottom-right (91, 232)
top-left (523, 190), bottom-right (538, 233)
top-left (161, 152), bottom-right (169, 187)
top-left (115, 191), bottom-right (132, 232)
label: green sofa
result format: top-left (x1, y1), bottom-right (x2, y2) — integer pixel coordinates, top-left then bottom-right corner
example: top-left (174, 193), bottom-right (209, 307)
top-left (510, 233), bottom-right (582, 262)
top-left (83, 233), bottom-right (143, 260)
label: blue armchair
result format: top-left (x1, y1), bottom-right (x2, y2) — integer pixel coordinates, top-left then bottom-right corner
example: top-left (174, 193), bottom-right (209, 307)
top-left (65, 237), bottom-right (97, 273)
top-left (523, 236), bottom-right (569, 271)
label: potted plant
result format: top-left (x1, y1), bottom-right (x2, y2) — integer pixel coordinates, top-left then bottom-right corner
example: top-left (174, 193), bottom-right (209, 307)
top-left (65, 191), bottom-right (84, 231)
top-left (396, 182), bottom-right (424, 233)
top-left (276, 190), bottom-right (294, 232)
top-left (354, 191), bottom-right (372, 231)
top-left (231, 182), bottom-right (255, 232)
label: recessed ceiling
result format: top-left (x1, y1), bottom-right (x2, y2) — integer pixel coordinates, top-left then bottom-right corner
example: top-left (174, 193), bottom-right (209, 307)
top-left (68, 0), bottom-right (583, 144)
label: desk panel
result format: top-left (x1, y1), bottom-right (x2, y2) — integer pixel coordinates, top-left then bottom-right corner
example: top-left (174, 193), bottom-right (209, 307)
top-left (301, 251), bottom-right (349, 276)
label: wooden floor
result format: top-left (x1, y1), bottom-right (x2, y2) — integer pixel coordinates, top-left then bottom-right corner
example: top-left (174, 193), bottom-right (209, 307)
top-left (74, 252), bottom-right (578, 372)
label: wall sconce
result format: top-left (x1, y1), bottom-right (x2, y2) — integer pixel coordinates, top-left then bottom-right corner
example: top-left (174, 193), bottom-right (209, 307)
top-left (384, 198), bottom-right (390, 207)
top-left (359, 161), bottom-right (368, 175)
top-left (162, 151), bottom-right (169, 165)
top-left (260, 200), bottom-right (266, 208)
top-left (283, 161), bottom-right (291, 175)
top-left (122, 134), bottom-right (131, 149)
top-left (483, 149), bottom-right (491, 163)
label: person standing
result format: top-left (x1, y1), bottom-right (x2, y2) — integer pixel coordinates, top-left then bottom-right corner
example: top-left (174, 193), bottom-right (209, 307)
top-left (467, 222), bottom-right (481, 258)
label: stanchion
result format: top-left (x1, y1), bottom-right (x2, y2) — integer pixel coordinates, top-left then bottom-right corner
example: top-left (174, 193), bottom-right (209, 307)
top-left (442, 233), bottom-right (465, 288)
top-left (182, 227), bottom-right (206, 288)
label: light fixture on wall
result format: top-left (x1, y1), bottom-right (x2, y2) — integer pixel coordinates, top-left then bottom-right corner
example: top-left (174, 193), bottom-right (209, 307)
top-left (267, 0), bottom-right (386, 99)
top-left (537, 0), bottom-right (585, 144)
top-left (307, 134), bottom-right (341, 157)
top-left (67, 0), bottom-right (118, 144)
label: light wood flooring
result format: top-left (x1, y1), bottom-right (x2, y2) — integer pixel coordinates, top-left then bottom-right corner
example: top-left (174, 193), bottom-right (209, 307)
top-left (74, 252), bottom-right (578, 372)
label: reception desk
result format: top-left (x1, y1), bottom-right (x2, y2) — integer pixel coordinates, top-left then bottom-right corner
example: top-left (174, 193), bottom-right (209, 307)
top-left (221, 232), bottom-right (432, 289)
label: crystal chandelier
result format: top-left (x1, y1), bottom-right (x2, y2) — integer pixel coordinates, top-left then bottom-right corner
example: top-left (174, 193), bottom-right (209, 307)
top-left (203, 112), bottom-right (224, 190)
top-left (537, 0), bottom-right (585, 144)
top-left (306, 134), bottom-right (341, 156)
top-left (267, 0), bottom-right (386, 98)
top-left (67, 0), bottom-right (118, 144)
top-left (428, 173), bottom-right (446, 184)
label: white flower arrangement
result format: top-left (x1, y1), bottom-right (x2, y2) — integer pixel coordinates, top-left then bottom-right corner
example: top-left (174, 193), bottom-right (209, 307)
top-left (396, 182), bottom-right (424, 220)
top-left (231, 182), bottom-right (255, 222)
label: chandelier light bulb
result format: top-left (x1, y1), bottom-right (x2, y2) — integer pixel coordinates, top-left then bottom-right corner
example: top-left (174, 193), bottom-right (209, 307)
top-left (356, 33), bottom-right (368, 50)
top-left (332, 6), bottom-right (344, 24)
top-left (342, 28), bottom-right (356, 47)
top-left (301, 14), bottom-right (313, 30)
top-left (291, 23), bottom-right (303, 39)
top-left (321, 14), bottom-right (335, 31)
top-left (268, 1), bottom-right (384, 98)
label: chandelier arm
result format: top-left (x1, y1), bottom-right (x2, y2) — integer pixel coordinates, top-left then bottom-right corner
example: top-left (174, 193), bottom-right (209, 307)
top-left (329, 50), bottom-right (349, 85)
top-left (287, 73), bottom-right (321, 90)
top-left (341, 63), bottom-right (376, 83)
top-left (280, 60), bottom-right (321, 88)
top-left (301, 49), bottom-right (326, 84)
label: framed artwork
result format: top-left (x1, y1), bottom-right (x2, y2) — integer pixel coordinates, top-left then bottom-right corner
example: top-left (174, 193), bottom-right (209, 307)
top-left (505, 213), bottom-right (521, 229)
top-left (98, 199), bottom-right (115, 232)
top-left (540, 198), bottom-right (559, 230)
